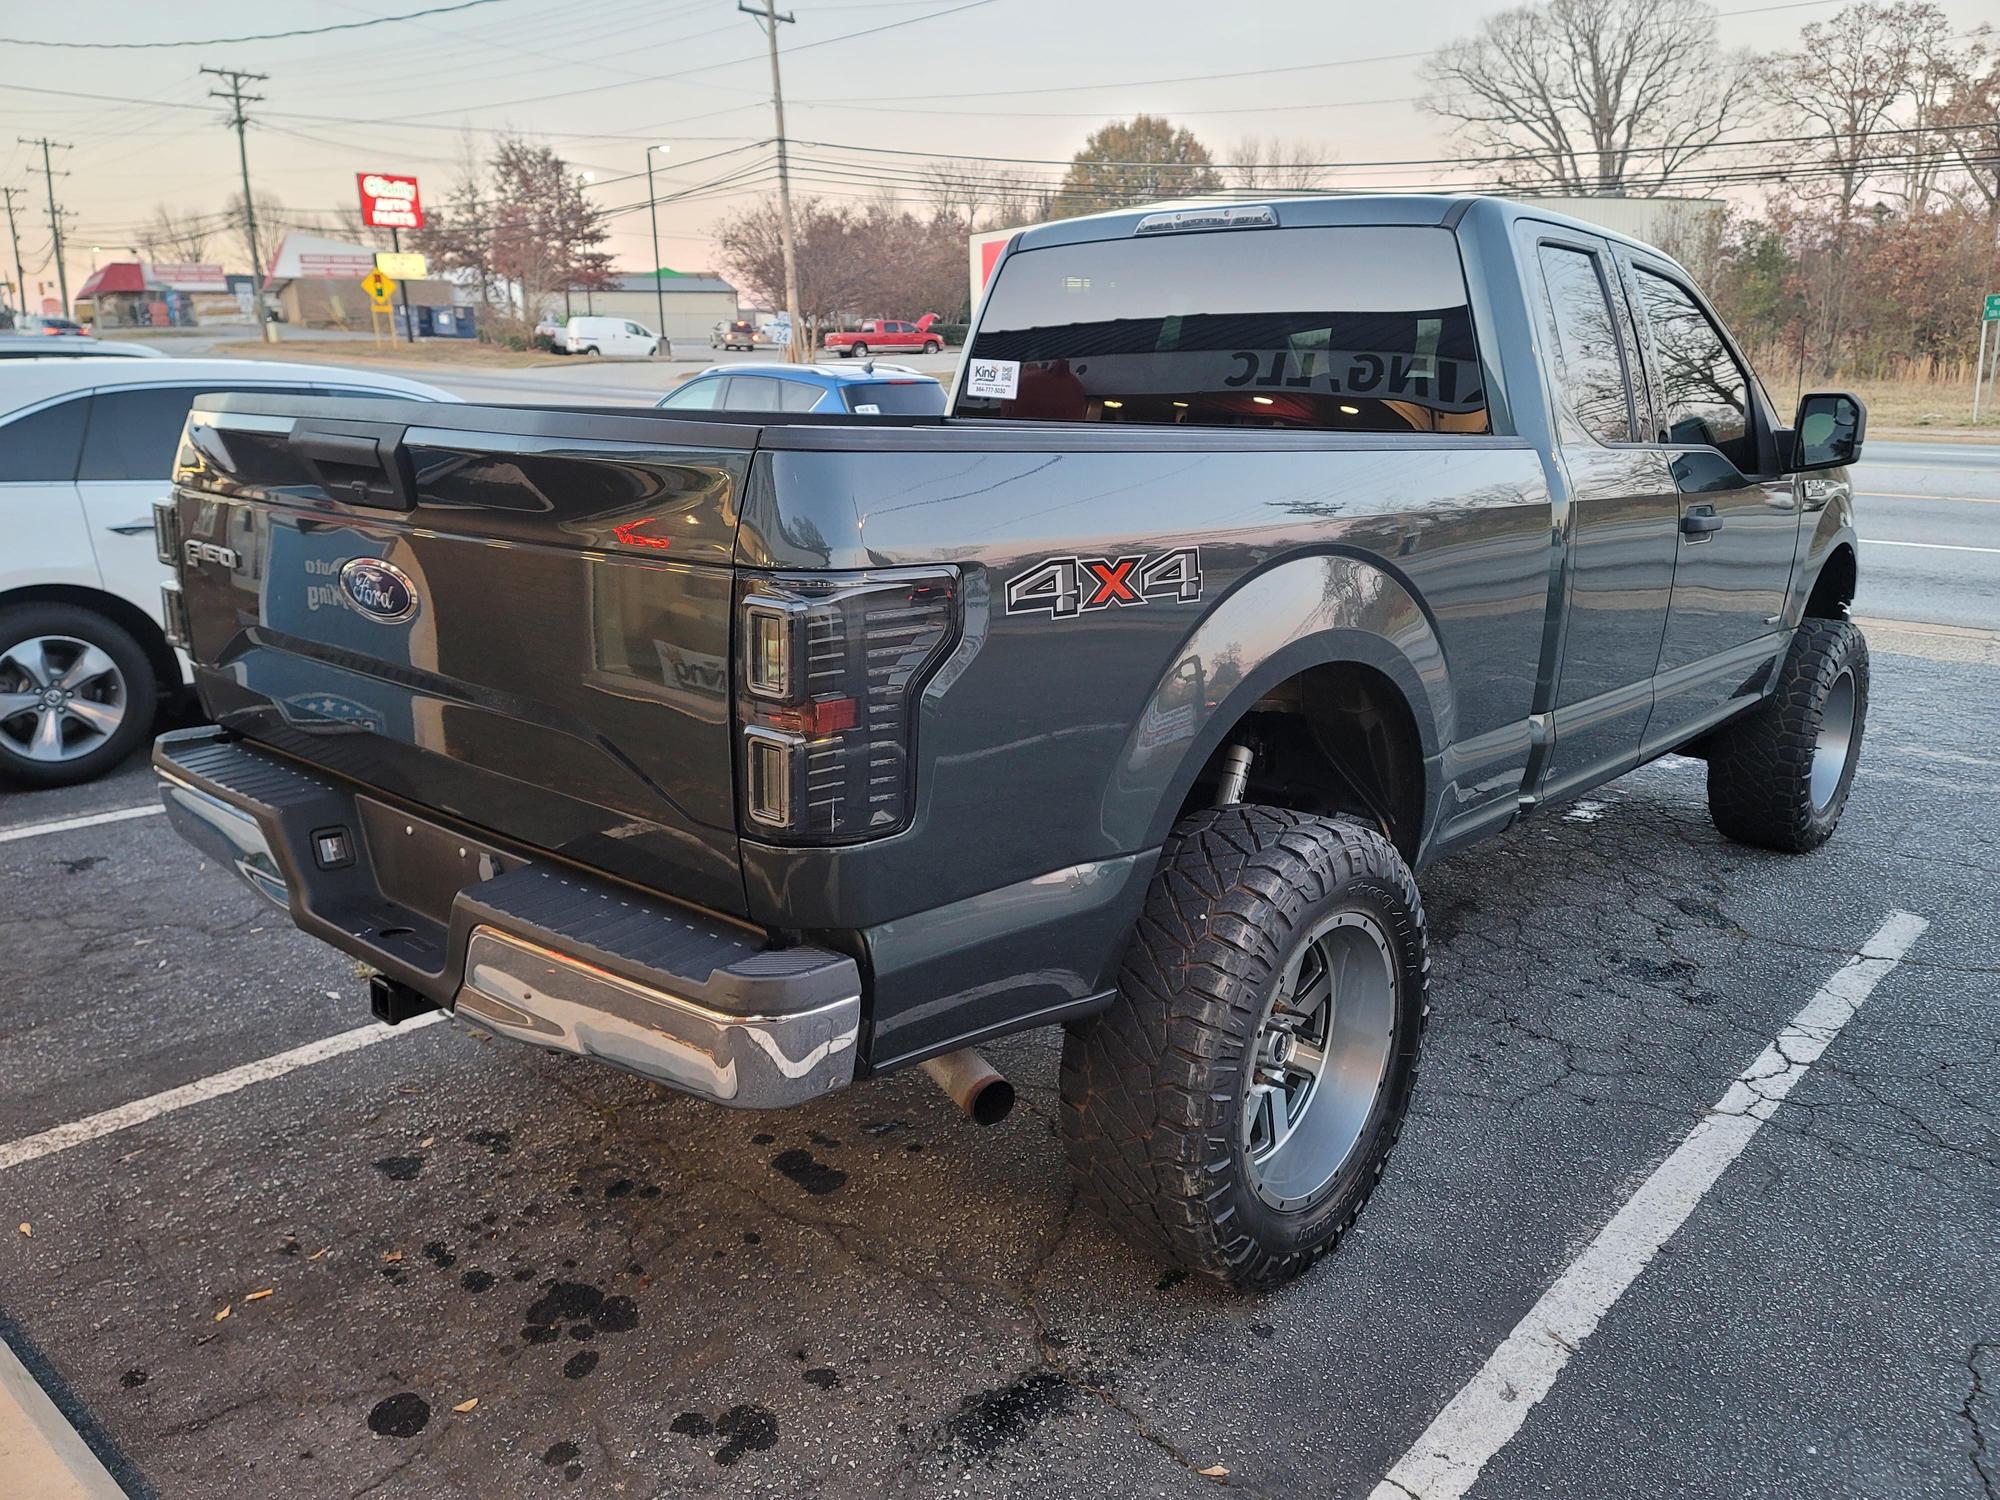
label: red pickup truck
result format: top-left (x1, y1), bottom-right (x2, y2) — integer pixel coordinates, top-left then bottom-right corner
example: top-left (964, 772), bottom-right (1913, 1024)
top-left (823, 313), bottom-right (944, 357)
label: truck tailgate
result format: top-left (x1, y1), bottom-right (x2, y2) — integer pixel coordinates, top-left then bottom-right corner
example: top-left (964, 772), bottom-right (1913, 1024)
top-left (167, 395), bottom-right (758, 917)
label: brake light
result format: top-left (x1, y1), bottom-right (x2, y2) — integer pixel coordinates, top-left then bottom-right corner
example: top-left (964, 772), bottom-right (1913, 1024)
top-left (735, 568), bottom-right (959, 843)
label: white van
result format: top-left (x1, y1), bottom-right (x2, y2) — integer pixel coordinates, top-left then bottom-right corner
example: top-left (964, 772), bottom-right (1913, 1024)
top-left (560, 316), bottom-right (663, 358)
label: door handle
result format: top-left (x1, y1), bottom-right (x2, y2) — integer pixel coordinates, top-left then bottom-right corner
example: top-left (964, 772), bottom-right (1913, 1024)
top-left (106, 518), bottom-right (156, 535)
top-left (1681, 507), bottom-right (1725, 536)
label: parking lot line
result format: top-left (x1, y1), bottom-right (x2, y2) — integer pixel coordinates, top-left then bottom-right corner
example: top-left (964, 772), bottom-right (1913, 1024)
top-left (1859, 538), bottom-right (2000, 555)
top-left (0, 1012), bottom-right (446, 1174)
top-left (1370, 909), bottom-right (1929, 1500)
top-left (0, 805), bottom-right (161, 846)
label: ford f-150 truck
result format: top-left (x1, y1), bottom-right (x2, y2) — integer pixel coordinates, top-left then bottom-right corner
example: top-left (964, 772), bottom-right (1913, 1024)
top-left (151, 196), bottom-right (1868, 1288)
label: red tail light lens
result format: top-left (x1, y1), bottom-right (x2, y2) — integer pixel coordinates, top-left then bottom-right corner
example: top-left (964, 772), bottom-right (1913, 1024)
top-left (735, 568), bottom-right (959, 843)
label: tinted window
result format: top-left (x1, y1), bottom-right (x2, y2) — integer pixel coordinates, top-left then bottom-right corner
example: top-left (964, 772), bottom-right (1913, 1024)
top-left (843, 381), bottom-right (946, 415)
top-left (776, 379), bottom-right (822, 413)
top-left (1537, 245), bottom-right (1632, 443)
top-left (956, 225), bottom-right (1488, 432)
top-left (724, 375), bottom-right (785, 409)
top-left (1633, 268), bottom-right (1753, 471)
top-left (78, 386), bottom-right (204, 481)
top-left (1, 396), bottom-right (89, 482)
top-left (659, 378), bottom-right (723, 410)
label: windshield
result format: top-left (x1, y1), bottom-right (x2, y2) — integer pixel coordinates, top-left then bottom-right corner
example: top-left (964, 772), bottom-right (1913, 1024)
top-left (955, 224), bottom-right (1488, 432)
top-left (842, 380), bottom-right (945, 415)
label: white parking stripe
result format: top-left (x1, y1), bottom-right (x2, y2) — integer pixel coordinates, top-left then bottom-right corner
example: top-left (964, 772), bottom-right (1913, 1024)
top-left (1370, 909), bottom-right (1929, 1500)
top-left (0, 804), bottom-right (162, 845)
top-left (0, 1012), bottom-right (447, 1173)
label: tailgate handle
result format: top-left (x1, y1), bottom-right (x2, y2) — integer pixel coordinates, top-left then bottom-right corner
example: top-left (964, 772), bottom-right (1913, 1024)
top-left (289, 422), bottom-right (417, 511)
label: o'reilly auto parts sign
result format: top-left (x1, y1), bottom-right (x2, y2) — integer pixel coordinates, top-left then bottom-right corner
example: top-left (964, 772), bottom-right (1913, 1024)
top-left (356, 173), bottom-right (424, 231)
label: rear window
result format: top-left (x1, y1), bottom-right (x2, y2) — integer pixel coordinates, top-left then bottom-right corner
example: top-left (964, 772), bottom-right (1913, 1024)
top-left (842, 380), bottom-right (944, 415)
top-left (955, 224), bottom-right (1488, 432)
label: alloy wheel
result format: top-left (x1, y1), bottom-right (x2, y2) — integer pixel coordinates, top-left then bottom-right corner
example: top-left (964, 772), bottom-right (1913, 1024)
top-left (0, 634), bottom-right (128, 764)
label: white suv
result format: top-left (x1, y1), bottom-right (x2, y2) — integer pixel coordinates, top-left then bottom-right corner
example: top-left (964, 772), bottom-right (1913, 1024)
top-left (0, 359), bottom-right (454, 787)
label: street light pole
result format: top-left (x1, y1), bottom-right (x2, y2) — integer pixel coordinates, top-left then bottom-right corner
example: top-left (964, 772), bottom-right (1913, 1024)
top-left (646, 144), bottom-right (669, 344)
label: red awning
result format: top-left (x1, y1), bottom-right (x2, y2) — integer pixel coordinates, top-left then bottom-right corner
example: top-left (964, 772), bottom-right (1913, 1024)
top-left (77, 262), bottom-right (148, 298)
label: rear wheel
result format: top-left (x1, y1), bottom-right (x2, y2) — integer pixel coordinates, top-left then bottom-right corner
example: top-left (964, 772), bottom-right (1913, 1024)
top-left (583, 345), bottom-right (600, 357)
top-left (1060, 804), bottom-right (1428, 1289)
top-left (0, 604), bottom-right (158, 788)
top-left (1705, 618), bottom-right (1868, 852)
top-left (850, 342), bottom-right (870, 359)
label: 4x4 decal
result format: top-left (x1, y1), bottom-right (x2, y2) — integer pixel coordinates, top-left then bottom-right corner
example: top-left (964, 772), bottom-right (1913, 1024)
top-left (1005, 547), bottom-right (1202, 618)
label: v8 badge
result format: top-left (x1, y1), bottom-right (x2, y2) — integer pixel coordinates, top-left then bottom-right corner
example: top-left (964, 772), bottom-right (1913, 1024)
top-left (1005, 547), bottom-right (1202, 618)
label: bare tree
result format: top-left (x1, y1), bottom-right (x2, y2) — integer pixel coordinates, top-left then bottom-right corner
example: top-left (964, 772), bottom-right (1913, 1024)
top-left (1421, 0), bottom-right (1741, 195)
top-left (1228, 138), bottom-right (1333, 193)
top-left (139, 205), bottom-right (213, 264)
top-left (1939, 39), bottom-right (2000, 225)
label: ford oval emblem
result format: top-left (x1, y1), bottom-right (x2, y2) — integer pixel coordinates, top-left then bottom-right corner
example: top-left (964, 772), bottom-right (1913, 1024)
top-left (338, 558), bottom-right (419, 624)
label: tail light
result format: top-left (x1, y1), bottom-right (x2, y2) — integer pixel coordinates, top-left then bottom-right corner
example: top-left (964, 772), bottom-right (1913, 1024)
top-left (735, 567), bottom-right (959, 844)
top-left (152, 497), bottom-right (181, 565)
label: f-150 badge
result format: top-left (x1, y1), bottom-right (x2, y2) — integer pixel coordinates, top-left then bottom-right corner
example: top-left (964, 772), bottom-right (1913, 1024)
top-left (1005, 547), bottom-right (1201, 617)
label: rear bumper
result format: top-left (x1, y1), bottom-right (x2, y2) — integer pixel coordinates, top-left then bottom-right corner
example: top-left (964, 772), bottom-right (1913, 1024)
top-left (152, 726), bottom-right (861, 1109)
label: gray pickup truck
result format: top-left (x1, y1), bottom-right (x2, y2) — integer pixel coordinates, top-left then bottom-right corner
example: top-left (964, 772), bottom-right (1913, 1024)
top-left (151, 195), bottom-right (1866, 1288)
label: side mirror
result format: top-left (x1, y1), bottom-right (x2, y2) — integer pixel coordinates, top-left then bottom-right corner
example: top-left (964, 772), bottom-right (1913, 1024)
top-left (1789, 391), bottom-right (1865, 472)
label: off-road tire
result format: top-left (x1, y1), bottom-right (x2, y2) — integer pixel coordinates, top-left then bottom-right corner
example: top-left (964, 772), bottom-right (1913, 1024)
top-left (1060, 804), bottom-right (1429, 1290)
top-left (1705, 618), bottom-right (1868, 852)
top-left (0, 602), bottom-right (159, 789)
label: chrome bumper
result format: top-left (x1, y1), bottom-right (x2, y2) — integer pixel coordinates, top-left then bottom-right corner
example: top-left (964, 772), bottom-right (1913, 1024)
top-left (152, 727), bottom-right (862, 1110)
top-left (454, 929), bottom-right (857, 1108)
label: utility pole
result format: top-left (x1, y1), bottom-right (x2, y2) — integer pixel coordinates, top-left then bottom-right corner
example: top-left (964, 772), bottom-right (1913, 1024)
top-left (646, 144), bottom-right (670, 345)
top-left (17, 138), bottom-right (70, 319)
top-left (739, 0), bottom-right (803, 362)
top-left (202, 66), bottom-right (277, 343)
top-left (1, 186), bottom-right (28, 323)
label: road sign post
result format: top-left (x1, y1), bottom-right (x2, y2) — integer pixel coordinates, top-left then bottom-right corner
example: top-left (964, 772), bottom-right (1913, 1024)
top-left (1976, 294), bottom-right (2000, 425)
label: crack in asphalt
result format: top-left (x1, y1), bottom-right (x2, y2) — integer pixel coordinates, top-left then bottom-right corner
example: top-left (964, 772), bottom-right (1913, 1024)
top-left (1964, 1344), bottom-right (1997, 1500)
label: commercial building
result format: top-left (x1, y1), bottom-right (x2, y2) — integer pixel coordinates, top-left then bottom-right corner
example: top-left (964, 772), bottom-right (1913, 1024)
top-left (73, 262), bottom-right (251, 328)
top-left (264, 231), bottom-right (456, 328)
top-left (554, 271), bottom-right (738, 343)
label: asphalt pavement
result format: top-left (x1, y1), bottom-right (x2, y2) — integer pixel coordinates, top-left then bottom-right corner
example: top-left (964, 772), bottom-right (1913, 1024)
top-left (0, 617), bottom-right (1994, 1500)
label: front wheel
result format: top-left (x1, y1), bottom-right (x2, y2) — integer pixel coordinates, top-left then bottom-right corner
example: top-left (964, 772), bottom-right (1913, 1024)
top-left (1705, 618), bottom-right (1868, 852)
top-left (922, 339), bottom-right (941, 353)
top-left (1060, 805), bottom-right (1428, 1290)
top-left (0, 604), bottom-right (159, 788)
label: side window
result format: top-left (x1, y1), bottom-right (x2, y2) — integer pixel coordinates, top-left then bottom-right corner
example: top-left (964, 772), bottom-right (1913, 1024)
top-left (725, 375), bottom-right (785, 409)
top-left (1, 395), bottom-right (89, 482)
top-left (776, 379), bottom-right (821, 413)
top-left (78, 386), bottom-right (207, 482)
top-left (626, 323), bottom-right (646, 336)
top-left (1633, 269), bottom-right (1754, 472)
top-left (1536, 244), bottom-right (1632, 444)
top-left (659, 378), bottom-right (722, 410)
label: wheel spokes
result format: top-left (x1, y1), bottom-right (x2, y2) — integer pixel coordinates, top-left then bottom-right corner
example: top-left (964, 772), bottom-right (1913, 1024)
top-left (63, 696), bottom-right (123, 737)
top-left (0, 691), bottom-right (40, 721)
top-left (0, 641), bottom-right (52, 689)
top-left (27, 707), bottom-right (66, 760)
top-left (56, 644), bottom-right (117, 691)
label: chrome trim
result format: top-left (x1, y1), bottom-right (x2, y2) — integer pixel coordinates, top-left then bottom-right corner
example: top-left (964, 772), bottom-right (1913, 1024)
top-left (156, 769), bottom-right (290, 908)
top-left (453, 927), bottom-right (860, 1109)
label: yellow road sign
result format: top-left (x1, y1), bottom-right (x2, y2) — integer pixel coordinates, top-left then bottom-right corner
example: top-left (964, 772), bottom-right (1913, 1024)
top-left (375, 251), bottom-right (427, 279)
top-left (361, 269), bottom-right (396, 303)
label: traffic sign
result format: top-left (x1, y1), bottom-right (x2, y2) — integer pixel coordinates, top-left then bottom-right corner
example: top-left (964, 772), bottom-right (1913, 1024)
top-left (375, 251), bottom-right (427, 280)
top-left (1983, 292), bottom-right (2000, 322)
top-left (361, 269), bottom-right (396, 305)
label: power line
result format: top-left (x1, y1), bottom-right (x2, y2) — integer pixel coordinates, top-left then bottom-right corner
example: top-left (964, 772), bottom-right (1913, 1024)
top-left (5, 1), bottom-right (516, 50)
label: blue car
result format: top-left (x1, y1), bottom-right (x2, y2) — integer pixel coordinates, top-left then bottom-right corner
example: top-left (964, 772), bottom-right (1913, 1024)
top-left (655, 361), bottom-right (946, 416)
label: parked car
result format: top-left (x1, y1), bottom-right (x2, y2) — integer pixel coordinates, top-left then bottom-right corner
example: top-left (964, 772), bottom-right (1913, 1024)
top-left (656, 361), bottom-right (946, 415)
top-left (822, 314), bottom-right (944, 358)
top-left (533, 315), bottom-right (565, 345)
top-left (0, 360), bottom-right (455, 787)
top-left (559, 316), bottom-right (662, 358)
top-left (15, 315), bottom-right (90, 337)
top-left (709, 319), bottom-right (763, 351)
top-left (151, 195), bottom-right (1867, 1287)
top-left (0, 335), bottom-right (168, 360)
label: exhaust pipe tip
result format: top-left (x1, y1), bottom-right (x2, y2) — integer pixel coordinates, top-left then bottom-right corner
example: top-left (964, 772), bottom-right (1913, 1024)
top-left (920, 1048), bottom-right (1014, 1126)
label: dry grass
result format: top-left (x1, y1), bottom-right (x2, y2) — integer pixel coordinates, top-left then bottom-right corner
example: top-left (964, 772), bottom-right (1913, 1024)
top-left (206, 338), bottom-right (568, 370)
